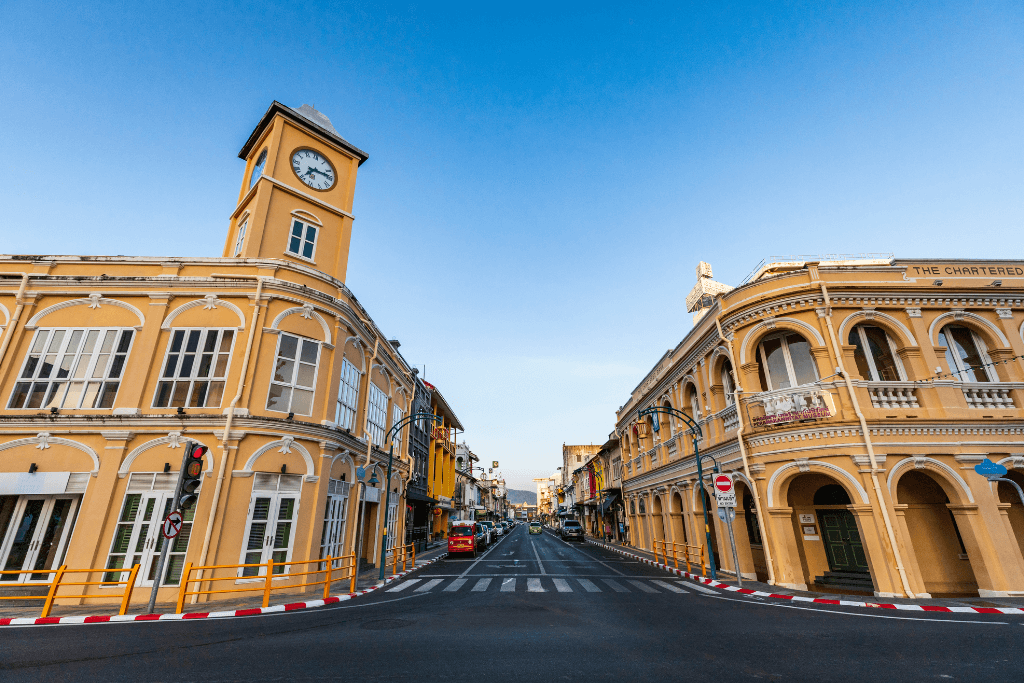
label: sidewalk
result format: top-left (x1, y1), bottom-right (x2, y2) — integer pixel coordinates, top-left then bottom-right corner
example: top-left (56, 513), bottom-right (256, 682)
top-left (585, 537), bottom-right (1024, 610)
top-left (0, 545), bottom-right (449, 620)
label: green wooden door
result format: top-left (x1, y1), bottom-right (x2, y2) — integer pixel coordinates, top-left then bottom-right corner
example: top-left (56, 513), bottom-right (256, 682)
top-left (817, 510), bottom-right (869, 572)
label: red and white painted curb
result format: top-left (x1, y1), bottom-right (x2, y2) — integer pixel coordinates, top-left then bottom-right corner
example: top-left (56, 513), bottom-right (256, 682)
top-left (589, 541), bottom-right (1024, 616)
top-left (0, 553), bottom-right (448, 627)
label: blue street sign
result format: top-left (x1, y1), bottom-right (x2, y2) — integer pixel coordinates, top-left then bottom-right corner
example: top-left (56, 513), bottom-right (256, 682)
top-left (356, 465), bottom-right (367, 481)
top-left (651, 413), bottom-right (660, 433)
top-left (974, 458), bottom-right (1007, 478)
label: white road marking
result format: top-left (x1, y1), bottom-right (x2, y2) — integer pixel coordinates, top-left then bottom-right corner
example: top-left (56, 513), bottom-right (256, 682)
top-left (687, 582), bottom-right (720, 595)
top-left (501, 578), bottom-right (516, 592)
top-left (527, 578), bottom-right (545, 592)
top-left (709, 595), bottom-right (1009, 624)
top-left (471, 578), bottom-right (492, 592)
top-left (652, 580), bottom-right (688, 593)
top-left (577, 579), bottom-right (602, 592)
top-left (444, 578), bottom-right (468, 592)
top-left (530, 540), bottom-right (546, 575)
top-left (387, 579), bottom-right (421, 592)
top-left (414, 579), bottom-right (443, 592)
top-left (602, 579), bottom-right (629, 593)
top-left (627, 579), bottom-right (658, 593)
top-left (552, 578), bottom-right (572, 592)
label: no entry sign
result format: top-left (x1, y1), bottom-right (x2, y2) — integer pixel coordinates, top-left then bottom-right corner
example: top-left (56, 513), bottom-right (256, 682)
top-left (162, 510), bottom-right (184, 539)
top-left (714, 474), bottom-right (736, 508)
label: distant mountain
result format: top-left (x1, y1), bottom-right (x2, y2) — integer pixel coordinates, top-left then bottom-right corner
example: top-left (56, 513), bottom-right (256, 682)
top-left (506, 489), bottom-right (536, 505)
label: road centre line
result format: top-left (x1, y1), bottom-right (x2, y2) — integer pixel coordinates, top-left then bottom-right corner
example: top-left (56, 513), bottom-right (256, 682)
top-left (555, 534), bottom-right (627, 575)
top-left (707, 595), bottom-right (1009, 625)
top-left (531, 540), bottom-right (546, 575)
top-left (456, 528), bottom-right (516, 578)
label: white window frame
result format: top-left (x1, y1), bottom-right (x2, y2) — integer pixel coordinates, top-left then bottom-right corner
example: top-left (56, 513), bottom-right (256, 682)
top-left (0, 495), bottom-right (80, 584)
top-left (249, 149), bottom-right (267, 190)
top-left (850, 325), bottom-right (907, 382)
top-left (233, 220), bottom-right (247, 257)
top-left (238, 474), bottom-right (302, 579)
top-left (102, 473), bottom-right (196, 587)
top-left (153, 328), bottom-right (235, 409)
top-left (335, 359), bottom-right (361, 430)
top-left (8, 327), bottom-right (135, 410)
top-left (385, 491), bottom-right (399, 552)
top-left (756, 332), bottom-right (819, 390)
top-left (722, 364), bottom-right (736, 406)
top-left (285, 218), bottom-right (318, 262)
top-left (939, 324), bottom-right (997, 383)
top-left (320, 479), bottom-right (351, 567)
top-left (266, 333), bottom-right (320, 416)
top-left (366, 383), bottom-right (388, 446)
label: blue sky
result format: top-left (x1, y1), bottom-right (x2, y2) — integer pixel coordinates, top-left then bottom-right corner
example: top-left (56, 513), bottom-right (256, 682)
top-left (1, 1), bottom-right (1022, 489)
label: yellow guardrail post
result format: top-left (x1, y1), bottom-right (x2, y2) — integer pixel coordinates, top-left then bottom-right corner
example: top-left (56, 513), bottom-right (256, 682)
top-left (701, 545), bottom-right (707, 577)
top-left (176, 563), bottom-right (193, 614)
top-left (119, 564), bottom-right (140, 616)
top-left (323, 560), bottom-right (334, 600)
top-left (262, 560), bottom-right (274, 608)
top-left (39, 565), bottom-right (67, 617)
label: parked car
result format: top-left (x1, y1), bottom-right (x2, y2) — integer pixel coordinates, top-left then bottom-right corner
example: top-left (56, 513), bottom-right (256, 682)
top-left (478, 520), bottom-right (495, 545)
top-left (560, 520), bottom-right (584, 541)
top-left (529, 521), bottom-right (542, 535)
top-left (447, 523), bottom-right (480, 557)
top-left (493, 522), bottom-right (504, 537)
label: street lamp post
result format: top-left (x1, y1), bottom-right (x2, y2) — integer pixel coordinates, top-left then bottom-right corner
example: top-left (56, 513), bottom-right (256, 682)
top-left (638, 405), bottom-right (722, 580)
top-left (377, 412), bottom-right (444, 582)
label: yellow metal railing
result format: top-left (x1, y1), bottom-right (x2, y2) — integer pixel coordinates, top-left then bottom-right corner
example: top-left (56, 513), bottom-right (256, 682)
top-left (653, 540), bottom-right (706, 576)
top-left (388, 543), bottom-right (415, 576)
top-left (0, 564), bottom-right (140, 618)
top-left (175, 554), bottom-right (357, 614)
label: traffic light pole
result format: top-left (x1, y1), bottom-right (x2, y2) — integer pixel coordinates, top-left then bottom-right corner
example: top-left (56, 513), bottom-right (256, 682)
top-left (147, 441), bottom-right (191, 614)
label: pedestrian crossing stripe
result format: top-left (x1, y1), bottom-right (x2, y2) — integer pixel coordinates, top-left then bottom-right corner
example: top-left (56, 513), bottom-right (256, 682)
top-left (384, 577), bottom-right (695, 595)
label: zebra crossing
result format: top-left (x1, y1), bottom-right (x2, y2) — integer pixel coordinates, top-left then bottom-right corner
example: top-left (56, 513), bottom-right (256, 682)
top-left (386, 576), bottom-right (699, 595)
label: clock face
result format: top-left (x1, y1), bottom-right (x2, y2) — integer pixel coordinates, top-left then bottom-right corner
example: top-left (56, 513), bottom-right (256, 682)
top-left (291, 149), bottom-right (335, 190)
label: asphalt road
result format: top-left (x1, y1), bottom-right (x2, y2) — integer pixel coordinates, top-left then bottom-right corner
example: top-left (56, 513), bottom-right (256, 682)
top-left (2, 525), bottom-right (1022, 682)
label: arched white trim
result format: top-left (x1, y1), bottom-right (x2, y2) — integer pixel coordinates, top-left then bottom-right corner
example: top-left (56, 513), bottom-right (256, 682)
top-left (343, 337), bottom-right (367, 373)
top-left (0, 302), bottom-right (9, 327)
top-left (928, 311), bottom-right (1009, 348)
top-left (26, 295), bottom-right (145, 330)
top-left (371, 363), bottom-right (393, 396)
top-left (329, 450), bottom-right (355, 480)
top-left (271, 306), bottom-right (332, 346)
top-left (119, 433), bottom-right (214, 479)
top-left (162, 296), bottom-right (246, 330)
top-left (240, 437), bottom-right (317, 482)
top-left (290, 209), bottom-right (323, 226)
top-left (767, 460), bottom-right (870, 507)
top-left (740, 317), bottom-right (827, 364)
top-left (838, 311), bottom-right (918, 348)
top-left (886, 457), bottom-right (974, 504)
top-left (0, 433), bottom-right (100, 476)
top-left (708, 346), bottom-right (731, 379)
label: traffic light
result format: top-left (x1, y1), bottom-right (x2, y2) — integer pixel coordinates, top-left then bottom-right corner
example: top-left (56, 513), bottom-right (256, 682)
top-left (179, 442), bottom-right (207, 510)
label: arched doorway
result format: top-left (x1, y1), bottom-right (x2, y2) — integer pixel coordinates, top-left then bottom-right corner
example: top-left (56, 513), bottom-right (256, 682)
top-left (638, 496), bottom-right (651, 550)
top-left (651, 495), bottom-right (666, 546)
top-left (669, 491), bottom-right (687, 546)
top-left (697, 485), bottom-right (721, 570)
top-left (735, 481), bottom-right (768, 582)
top-left (998, 469), bottom-right (1024, 561)
top-left (896, 470), bottom-right (978, 596)
top-left (786, 473), bottom-right (873, 593)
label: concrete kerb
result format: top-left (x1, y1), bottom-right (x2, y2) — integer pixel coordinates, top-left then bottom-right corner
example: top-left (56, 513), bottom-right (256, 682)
top-left (586, 540), bottom-right (1024, 617)
top-left (0, 553), bottom-right (449, 628)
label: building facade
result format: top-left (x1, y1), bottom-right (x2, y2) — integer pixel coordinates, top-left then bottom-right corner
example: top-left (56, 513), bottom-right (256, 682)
top-left (619, 257), bottom-right (1024, 598)
top-left (423, 382), bottom-right (463, 540)
top-left (0, 102), bottom-right (431, 605)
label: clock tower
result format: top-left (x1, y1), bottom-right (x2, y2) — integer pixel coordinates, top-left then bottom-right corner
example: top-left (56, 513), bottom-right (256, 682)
top-left (225, 101), bottom-right (368, 283)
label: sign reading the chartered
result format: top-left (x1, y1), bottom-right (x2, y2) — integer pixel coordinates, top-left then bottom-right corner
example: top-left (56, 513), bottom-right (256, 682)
top-left (909, 264), bottom-right (1024, 277)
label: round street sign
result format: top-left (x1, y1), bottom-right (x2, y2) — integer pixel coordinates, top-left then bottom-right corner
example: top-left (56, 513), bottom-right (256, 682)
top-left (714, 474), bottom-right (733, 493)
top-left (162, 510), bottom-right (184, 539)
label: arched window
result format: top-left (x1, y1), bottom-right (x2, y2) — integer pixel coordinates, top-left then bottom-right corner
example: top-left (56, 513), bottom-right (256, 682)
top-left (721, 361), bottom-right (736, 406)
top-left (849, 325), bottom-right (905, 381)
top-left (756, 332), bottom-right (817, 391)
top-left (662, 400), bottom-right (675, 437)
top-left (938, 324), bottom-right (995, 382)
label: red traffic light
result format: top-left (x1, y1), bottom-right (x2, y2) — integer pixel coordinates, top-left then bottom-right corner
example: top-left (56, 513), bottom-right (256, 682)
top-left (190, 445), bottom-right (208, 460)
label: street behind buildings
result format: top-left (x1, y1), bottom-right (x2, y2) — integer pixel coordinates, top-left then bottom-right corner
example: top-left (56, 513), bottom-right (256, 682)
top-left (2, 525), bottom-right (1021, 682)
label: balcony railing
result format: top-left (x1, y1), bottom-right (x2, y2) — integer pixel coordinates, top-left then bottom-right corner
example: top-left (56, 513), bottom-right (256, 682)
top-left (742, 384), bottom-right (837, 429)
top-left (862, 382), bottom-right (920, 409)
top-left (719, 404), bottom-right (739, 432)
top-left (961, 383), bottom-right (1016, 409)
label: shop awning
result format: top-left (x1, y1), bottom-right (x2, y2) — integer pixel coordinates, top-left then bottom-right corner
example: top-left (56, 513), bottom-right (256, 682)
top-left (597, 492), bottom-right (621, 515)
top-left (405, 489), bottom-right (437, 504)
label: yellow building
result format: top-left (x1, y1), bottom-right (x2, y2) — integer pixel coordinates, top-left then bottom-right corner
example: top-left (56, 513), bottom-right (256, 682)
top-left (422, 382), bottom-right (462, 539)
top-left (619, 257), bottom-right (1024, 598)
top-left (0, 101), bottom-right (424, 606)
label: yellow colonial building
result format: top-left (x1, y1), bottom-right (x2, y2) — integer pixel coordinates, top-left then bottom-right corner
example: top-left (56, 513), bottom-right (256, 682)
top-left (619, 257), bottom-right (1024, 598)
top-left (0, 101), bottom-right (427, 606)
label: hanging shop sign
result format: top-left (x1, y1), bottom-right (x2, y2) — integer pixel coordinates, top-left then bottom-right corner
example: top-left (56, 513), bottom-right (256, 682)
top-left (748, 389), bottom-right (836, 428)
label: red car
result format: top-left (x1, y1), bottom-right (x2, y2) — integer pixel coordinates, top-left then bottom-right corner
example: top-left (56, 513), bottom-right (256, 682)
top-left (448, 523), bottom-right (481, 557)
